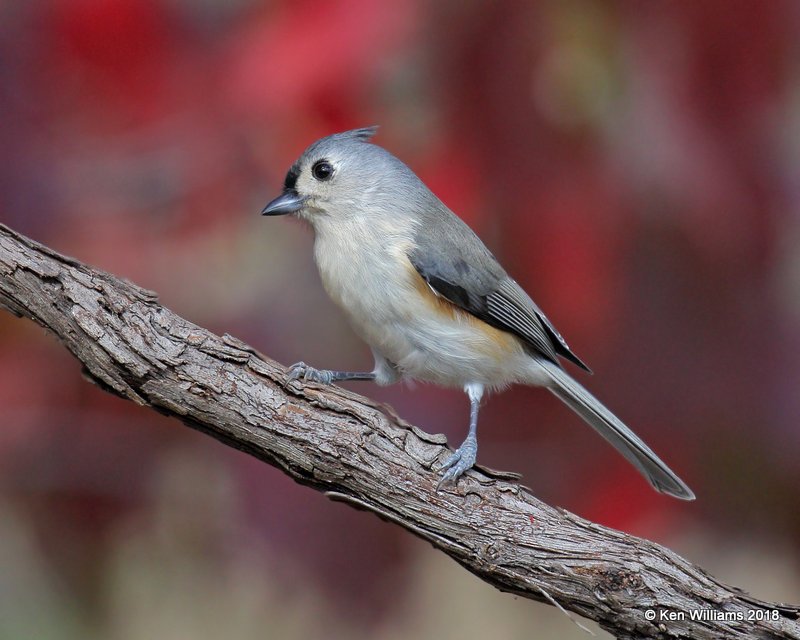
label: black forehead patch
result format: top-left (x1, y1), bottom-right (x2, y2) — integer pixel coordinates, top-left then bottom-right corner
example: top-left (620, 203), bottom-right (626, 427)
top-left (284, 164), bottom-right (300, 191)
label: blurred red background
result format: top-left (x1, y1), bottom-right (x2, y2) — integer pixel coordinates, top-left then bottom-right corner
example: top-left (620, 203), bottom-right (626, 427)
top-left (1, 1), bottom-right (799, 638)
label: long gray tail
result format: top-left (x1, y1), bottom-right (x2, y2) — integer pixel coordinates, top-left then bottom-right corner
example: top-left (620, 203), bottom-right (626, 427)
top-left (543, 362), bottom-right (695, 501)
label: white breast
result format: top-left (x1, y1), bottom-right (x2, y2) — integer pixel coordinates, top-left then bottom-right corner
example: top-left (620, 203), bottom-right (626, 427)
top-left (311, 216), bottom-right (541, 389)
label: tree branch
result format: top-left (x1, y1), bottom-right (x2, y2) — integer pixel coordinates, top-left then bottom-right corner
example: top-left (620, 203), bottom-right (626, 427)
top-left (0, 223), bottom-right (797, 640)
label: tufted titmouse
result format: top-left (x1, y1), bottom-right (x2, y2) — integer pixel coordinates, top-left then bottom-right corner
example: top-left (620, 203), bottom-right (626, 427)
top-left (262, 127), bottom-right (694, 500)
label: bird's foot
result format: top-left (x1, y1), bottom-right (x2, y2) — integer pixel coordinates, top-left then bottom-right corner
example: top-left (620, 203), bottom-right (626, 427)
top-left (287, 362), bottom-right (335, 385)
top-left (437, 434), bottom-right (478, 489)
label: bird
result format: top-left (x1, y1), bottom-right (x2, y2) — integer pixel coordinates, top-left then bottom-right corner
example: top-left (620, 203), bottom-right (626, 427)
top-left (261, 127), bottom-right (694, 500)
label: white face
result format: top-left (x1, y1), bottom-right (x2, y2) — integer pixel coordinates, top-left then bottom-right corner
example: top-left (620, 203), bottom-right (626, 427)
top-left (264, 131), bottom-right (416, 227)
top-left (289, 154), bottom-right (345, 220)
top-left (288, 141), bottom-right (397, 227)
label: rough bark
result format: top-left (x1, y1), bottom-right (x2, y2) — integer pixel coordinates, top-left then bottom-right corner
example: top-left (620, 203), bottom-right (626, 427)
top-left (0, 223), bottom-right (797, 639)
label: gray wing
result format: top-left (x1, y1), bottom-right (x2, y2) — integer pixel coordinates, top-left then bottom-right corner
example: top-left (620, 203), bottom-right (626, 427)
top-left (408, 208), bottom-right (591, 373)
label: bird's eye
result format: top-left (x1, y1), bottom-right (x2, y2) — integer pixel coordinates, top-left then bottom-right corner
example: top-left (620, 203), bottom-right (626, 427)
top-left (311, 160), bottom-right (334, 181)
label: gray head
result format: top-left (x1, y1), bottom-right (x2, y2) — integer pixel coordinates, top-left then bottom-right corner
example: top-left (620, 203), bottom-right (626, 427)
top-left (261, 127), bottom-right (436, 226)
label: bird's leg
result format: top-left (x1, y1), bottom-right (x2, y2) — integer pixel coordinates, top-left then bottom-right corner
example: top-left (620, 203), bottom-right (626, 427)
top-left (438, 383), bottom-right (484, 487)
top-left (287, 361), bottom-right (376, 385)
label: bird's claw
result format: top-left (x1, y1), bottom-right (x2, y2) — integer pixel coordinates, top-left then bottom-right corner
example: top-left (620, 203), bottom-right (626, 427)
top-left (436, 435), bottom-right (478, 489)
top-left (287, 362), bottom-right (334, 385)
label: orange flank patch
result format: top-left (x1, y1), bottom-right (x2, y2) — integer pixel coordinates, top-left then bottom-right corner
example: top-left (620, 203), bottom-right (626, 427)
top-left (406, 261), bottom-right (523, 360)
